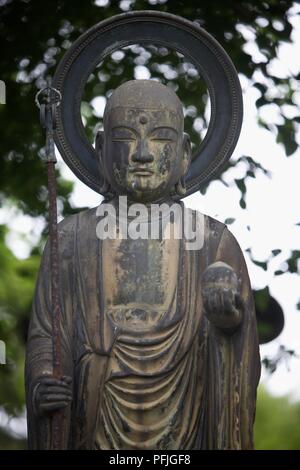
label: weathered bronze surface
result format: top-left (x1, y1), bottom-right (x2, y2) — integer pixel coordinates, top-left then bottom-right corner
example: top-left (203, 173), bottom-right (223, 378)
top-left (26, 78), bottom-right (260, 450)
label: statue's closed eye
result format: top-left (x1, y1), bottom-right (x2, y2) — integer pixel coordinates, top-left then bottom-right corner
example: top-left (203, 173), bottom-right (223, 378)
top-left (112, 137), bottom-right (136, 142)
top-left (150, 127), bottom-right (177, 143)
top-left (111, 127), bottom-right (137, 142)
top-left (151, 137), bottom-right (174, 143)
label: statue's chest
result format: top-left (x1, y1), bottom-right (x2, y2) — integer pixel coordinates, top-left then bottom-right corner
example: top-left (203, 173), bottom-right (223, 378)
top-left (102, 236), bottom-right (180, 328)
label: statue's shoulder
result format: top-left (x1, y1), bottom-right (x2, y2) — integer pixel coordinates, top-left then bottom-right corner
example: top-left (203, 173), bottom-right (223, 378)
top-left (187, 208), bottom-right (227, 238)
top-left (205, 213), bottom-right (227, 236)
top-left (188, 209), bottom-right (243, 260)
top-left (57, 207), bottom-right (98, 238)
top-left (201, 212), bottom-right (242, 252)
top-left (41, 208), bottom-right (99, 261)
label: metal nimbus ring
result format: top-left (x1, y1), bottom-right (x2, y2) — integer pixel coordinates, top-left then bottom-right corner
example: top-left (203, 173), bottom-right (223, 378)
top-left (52, 11), bottom-right (243, 198)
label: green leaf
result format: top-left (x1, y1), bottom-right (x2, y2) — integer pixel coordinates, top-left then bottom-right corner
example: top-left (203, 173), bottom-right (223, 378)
top-left (252, 259), bottom-right (268, 271)
top-left (276, 120), bottom-right (298, 156)
top-left (272, 249), bottom-right (282, 257)
top-left (239, 198), bottom-right (246, 209)
top-left (224, 217), bottom-right (235, 225)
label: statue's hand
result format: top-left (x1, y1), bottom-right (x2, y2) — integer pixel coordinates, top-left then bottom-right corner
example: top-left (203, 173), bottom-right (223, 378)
top-left (201, 261), bottom-right (243, 331)
top-left (34, 375), bottom-right (72, 416)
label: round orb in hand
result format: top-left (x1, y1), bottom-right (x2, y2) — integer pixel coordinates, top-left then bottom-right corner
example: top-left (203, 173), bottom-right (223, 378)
top-left (201, 262), bottom-right (242, 331)
top-left (202, 261), bottom-right (239, 291)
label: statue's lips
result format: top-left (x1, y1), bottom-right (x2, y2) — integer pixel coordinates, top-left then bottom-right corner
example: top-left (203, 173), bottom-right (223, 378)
top-left (128, 167), bottom-right (154, 177)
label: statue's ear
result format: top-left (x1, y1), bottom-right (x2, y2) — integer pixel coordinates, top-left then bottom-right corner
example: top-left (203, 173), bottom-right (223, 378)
top-left (181, 132), bottom-right (192, 176)
top-left (95, 129), bottom-right (111, 195)
top-left (95, 130), bottom-right (104, 165)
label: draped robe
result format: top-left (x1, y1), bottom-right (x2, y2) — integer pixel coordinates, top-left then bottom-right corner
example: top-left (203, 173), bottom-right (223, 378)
top-left (25, 206), bottom-right (261, 449)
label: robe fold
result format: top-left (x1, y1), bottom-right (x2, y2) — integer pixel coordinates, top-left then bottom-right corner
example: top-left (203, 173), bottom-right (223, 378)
top-left (25, 206), bottom-right (260, 449)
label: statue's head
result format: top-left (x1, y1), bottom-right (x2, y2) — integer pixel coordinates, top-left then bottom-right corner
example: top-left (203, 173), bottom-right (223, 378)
top-left (96, 80), bottom-right (191, 202)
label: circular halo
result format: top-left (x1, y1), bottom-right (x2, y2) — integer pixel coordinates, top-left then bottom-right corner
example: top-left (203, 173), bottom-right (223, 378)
top-left (53, 11), bottom-right (243, 198)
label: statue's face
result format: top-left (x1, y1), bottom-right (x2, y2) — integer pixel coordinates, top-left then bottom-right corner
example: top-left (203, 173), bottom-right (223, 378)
top-left (101, 106), bottom-right (187, 202)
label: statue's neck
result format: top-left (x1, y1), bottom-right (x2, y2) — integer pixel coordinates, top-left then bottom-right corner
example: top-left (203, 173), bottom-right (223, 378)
top-left (109, 195), bottom-right (181, 223)
top-left (111, 195), bottom-right (176, 209)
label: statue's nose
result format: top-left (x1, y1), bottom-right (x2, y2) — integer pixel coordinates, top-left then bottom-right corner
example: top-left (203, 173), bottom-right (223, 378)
top-left (132, 140), bottom-right (154, 164)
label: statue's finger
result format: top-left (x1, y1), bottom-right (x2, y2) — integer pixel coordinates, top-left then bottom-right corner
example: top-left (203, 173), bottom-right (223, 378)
top-left (40, 402), bottom-right (69, 412)
top-left (40, 378), bottom-right (71, 387)
top-left (202, 292), bottom-right (211, 313)
top-left (205, 295), bottom-right (214, 314)
top-left (224, 298), bottom-right (235, 315)
top-left (223, 291), bottom-right (235, 313)
top-left (235, 293), bottom-right (245, 311)
top-left (40, 386), bottom-right (72, 396)
top-left (205, 292), bottom-right (215, 314)
top-left (61, 375), bottom-right (72, 383)
top-left (222, 291), bottom-right (232, 314)
top-left (42, 394), bottom-right (72, 402)
top-left (39, 378), bottom-right (61, 385)
top-left (202, 296), bottom-right (210, 313)
top-left (211, 291), bottom-right (222, 312)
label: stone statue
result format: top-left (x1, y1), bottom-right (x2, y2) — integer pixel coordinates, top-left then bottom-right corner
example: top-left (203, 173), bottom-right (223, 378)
top-left (26, 79), bottom-right (260, 450)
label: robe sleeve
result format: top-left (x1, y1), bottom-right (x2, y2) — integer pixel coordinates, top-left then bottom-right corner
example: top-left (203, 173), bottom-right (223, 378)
top-left (25, 218), bottom-right (76, 449)
top-left (205, 225), bottom-right (261, 449)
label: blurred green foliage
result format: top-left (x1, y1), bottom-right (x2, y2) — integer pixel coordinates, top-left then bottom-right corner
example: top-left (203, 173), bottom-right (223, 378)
top-left (0, 0), bottom-right (300, 449)
top-left (254, 387), bottom-right (300, 449)
top-left (0, 225), bottom-right (39, 415)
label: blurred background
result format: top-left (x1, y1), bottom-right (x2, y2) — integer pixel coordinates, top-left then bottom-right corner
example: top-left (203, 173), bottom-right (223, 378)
top-left (0, 0), bottom-right (300, 449)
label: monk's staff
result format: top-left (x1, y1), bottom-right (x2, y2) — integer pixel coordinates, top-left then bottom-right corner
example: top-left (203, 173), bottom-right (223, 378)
top-left (35, 80), bottom-right (64, 450)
